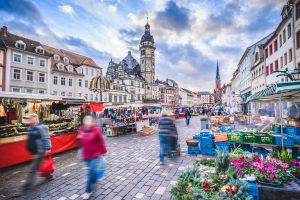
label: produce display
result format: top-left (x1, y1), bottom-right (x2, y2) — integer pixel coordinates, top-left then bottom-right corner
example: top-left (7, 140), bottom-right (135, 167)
top-left (241, 128), bottom-right (258, 133)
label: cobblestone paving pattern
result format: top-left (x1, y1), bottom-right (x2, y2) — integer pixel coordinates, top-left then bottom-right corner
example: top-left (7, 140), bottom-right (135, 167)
top-left (0, 116), bottom-right (300, 200)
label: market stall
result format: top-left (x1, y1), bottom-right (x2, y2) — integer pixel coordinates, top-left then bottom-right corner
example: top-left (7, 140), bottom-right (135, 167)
top-left (173, 106), bottom-right (190, 118)
top-left (0, 92), bottom-right (90, 168)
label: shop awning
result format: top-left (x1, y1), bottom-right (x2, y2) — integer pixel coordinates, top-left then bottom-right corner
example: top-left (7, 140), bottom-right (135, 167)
top-left (246, 81), bottom-right (300, 103)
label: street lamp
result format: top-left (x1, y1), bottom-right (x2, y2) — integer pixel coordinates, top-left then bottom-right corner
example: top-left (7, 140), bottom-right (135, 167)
top-left (291, 68), bottom-right (300, 81)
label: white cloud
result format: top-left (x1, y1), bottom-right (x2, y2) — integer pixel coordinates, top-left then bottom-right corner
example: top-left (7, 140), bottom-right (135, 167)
top-left (108, 5), bottom-right (117, 13)
top-left (59, 5), bottom-right (75, 15)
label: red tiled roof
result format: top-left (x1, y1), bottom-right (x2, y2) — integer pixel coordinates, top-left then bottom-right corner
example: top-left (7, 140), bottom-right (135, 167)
top-left (61, 49), bottom-right (100, 68)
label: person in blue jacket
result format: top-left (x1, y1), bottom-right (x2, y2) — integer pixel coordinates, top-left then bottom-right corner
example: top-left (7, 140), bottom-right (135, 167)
top-left (185, 108), bottom-right (191, 125)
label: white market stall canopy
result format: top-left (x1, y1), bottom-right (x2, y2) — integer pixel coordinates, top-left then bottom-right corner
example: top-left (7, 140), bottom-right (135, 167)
top-left (246, 81), bottom-right (300, 103)
top-left (104, 104), bottom-right (144, 109)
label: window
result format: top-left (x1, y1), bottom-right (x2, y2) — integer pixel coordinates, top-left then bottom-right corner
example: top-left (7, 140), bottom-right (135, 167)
top-left (284, 53), bottom-right (287, 65)
top-left (27, 71), bottom-right (33, 81)
top-left (91, 69), bottom-right (94, 76)
top-left (67, 65), bottom-right (73, 72)
top-left (281, 57), bottom-right (283, 68)
top-left (61, 92), bottom-right (66, 96)
top-left (275, 60), bottom-right (278, 71)
top-left (286, 77), bottom-right (289, 82)
top-left (53, 76), bottom-right (58, 85)
top-left (96, 71), bottom-right (100, 76)
top-left (113, 86), bottom-right (115, 90)
top-left (40, 60), bottom-right (45, 67)
top-left (17, 43), bottom-right (25, 49)
top-left (280, 35), bottom-right (282, 47)
top-left (265, 48), bottom-right (268, 58)
top-left (266, 66), bottom-right (269, 76)
top-left (28, 57), bottom-right (33, 65)
top-left (297, 2), bottom-right (300, 20)
top-left (57, 63), bottom-right (63, 70)
top-left (39, 90), bottom-right (45, 95)
top-left (131, 81), bottom-right (133, 86)
top-left (114, 96), bottom-right (117, 102)
top-left (274, 40), bottom-right (278, 52)
top-left (69, 78), bottom-right (73, 86)
top-left (39, 73), bottom-right (45, 82)
top-left (79, 79), bottom-right (82, 87)
top-left (142, 83), bottom-right (144, 88)
top-left (142, 60), bottom-right (144, 64)
top-left (36, 48), bottom-right (44, 54)
top-left (53, 91), bottom-right (58, 95)
top-left (85, 68), bottom-right (88, 75)
top-left (283, 30), bottom-right (286, 43)
top-left (109, 96), bottom-right (112, 102)
top-left (77, 68), bottom-right (82, 74)
top-left (119, 96), bottom-right (122, 102)
top-left (269, 45), bottom-right (273, 55)
top-left (270, 63), bottom-right (273, 74)
top-left (61, 77), bottom-right (66, 85)
top-left (14, 54), bottom-right (21, 62)
top-left (297, 31), bottom-right (300, 49)
top-left (12, 88), bottom-right (20, 93)
top-left (298, 62), bottom-right (300, 69)
top-left (13, 69), bottom-right (21, 80)
top-left (85, 80), bottom-right (88, 88)
top-left (255, 52), bottom-right (258, 61)
top-left (124, 96), bottom-right (127, 102)
top-left (64, 58), bottom-right (69, 63)
top-left (138, 82), bottom-right (140, 87)
top-left (54, 55), bottom-right (59, 61)
top-left (289, 49), bottom-right (292, 62)
top-left (142, 96), bottom-right (144, 100)
top-left (77, 93), bottom-right (81, 97)
top-left (26, 89), bottom-right (33, 93)
top-left (288, 23), bottom-right (291, 38)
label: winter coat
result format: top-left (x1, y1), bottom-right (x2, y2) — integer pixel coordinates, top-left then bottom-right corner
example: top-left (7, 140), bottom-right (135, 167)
top-left (159, 115), bottom-right (177, 137)
top-left (185, 110), bottom-right (191, 119)
top-left (26, 122), bottom-right (51, 155)
top-left (77, 124), bottom-right (107, 160)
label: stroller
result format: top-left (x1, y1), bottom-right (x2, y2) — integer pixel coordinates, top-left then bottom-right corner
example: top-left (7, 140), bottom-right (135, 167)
top-left (164, 131), bottom-right (181, 156)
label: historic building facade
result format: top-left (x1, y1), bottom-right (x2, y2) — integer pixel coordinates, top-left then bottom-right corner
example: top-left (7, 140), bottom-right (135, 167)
top-left (0, 34), bottom-right (6, 91)
top-left (198, 91), bottom-right (214, 106)
top-left (214, 62), bottom-right (222, 104)
top-left (251, 44), bottom-right (266, 94)
top-left (158, 78), bottom-right (179, 105)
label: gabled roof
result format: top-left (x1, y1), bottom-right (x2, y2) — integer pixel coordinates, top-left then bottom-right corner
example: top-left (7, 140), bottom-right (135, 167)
top-left (61, 49), bottom-right (99, 68)
top-left (0, 29), bottom-right (51, 57)
top-left (119, 53), bottom-right (139, 69)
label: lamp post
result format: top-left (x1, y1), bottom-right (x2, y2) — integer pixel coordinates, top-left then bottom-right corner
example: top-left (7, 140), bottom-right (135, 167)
top-left (291, 68), bottom-right (300, 81)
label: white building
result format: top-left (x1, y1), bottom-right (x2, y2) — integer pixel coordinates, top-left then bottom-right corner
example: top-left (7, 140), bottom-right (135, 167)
top-left (265, 5), bottom-right (294, 85)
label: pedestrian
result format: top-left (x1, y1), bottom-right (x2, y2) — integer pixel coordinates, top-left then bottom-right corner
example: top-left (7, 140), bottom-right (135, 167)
top-left (14, 113), bottom-right (52, 197)
top-left (185, 108), bottom-right (191, 125)
top-left (159, 110), bottom-right (176, 165)
top-left (77, 116), bottom-right (107, 200)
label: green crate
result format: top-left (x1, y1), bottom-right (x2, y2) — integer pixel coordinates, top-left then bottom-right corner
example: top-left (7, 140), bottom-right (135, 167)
top-left (227, 132), bottom-right (244, 142)
top-left (242, 132), bottom-right (256, 143)
top-left (254, 133), bottom-right (275, 144)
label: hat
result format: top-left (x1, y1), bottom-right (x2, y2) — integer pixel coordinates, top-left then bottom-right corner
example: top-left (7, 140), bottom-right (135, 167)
top-left (24, 113), bottom-right (38, 119)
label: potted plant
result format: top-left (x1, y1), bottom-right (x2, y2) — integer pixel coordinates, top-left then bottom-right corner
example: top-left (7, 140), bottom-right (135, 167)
top-left (219, 177), bottom-right (252, 199)
top-left (200, 118), bottom-right (208, 130)
top-left (290, 160), bottom-right (300, 180)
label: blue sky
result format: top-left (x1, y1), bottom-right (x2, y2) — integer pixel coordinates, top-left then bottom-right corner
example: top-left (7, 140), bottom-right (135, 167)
top-left (0, 0), bottom-right (285, 92)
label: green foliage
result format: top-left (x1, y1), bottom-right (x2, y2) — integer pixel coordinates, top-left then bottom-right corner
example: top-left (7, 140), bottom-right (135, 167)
top-left (215, 146), bottom-right (231, 174)
top-left (219, 177), bottom-right (252, 200)
top-left (194, 158), bottom-right (215, 167)
top-left (231, 148), bottom-right (244, 154)
top-left (277, 150), bottom-right (293, 167)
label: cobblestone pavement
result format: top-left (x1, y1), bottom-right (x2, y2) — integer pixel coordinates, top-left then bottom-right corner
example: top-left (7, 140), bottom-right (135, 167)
top-left (0, 116), bottom-right (300, 200)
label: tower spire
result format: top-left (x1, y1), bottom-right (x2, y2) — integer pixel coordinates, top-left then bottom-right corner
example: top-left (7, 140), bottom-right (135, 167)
top-left (216, 61), bottom-right (220, 80)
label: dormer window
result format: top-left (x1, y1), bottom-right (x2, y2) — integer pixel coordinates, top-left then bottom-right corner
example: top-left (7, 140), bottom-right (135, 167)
top-left (67, 65), bottom-right (73, 72)
top-left (76, 67), bottom-right (83, 74)
top-left (54, 54), bottom-right (60, 61)
top-left (35, 46), bottom-right (44, 54)
top-left (64, 57), bottom-right (69, 63)
top-left (57, 63), bottom-right (63, 70)
top-left (15, 40), bottom-right (26, 50)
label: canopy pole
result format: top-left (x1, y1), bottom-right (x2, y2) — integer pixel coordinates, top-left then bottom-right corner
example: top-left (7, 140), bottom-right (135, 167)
top-left (279, 92), bottom-right (284, 151)
top-left (248, 103), bottom-right (250, 129)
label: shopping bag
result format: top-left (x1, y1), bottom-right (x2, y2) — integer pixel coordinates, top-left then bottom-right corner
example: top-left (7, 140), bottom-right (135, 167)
top-left (184, 119), bottom-right (186, 124)
top-left (96, 156), bottom-right (106, 180)
top-left (39, 154), bottom-right (55, 177)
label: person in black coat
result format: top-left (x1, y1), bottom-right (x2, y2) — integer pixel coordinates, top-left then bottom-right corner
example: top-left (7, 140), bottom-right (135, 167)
top-left (159, 110), bottom-right (177, 165)
top-left (185, 109), bottom-right (191, 125)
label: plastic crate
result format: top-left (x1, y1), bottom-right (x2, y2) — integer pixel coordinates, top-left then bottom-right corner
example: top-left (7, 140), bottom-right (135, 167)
top-left (246, 191), bottom-right (259, 200)
top-left (274, 127), bottom-right (286, 134)
top-left (292, 135), bottom-right (300, 144)
top-left (220, 126), bottom-right (232, 132)
top-left (188, 146), bottom-right (200, 154)
top-left (200, 141), bottom-right (213, 148)
top-left (242, 132), bottom-right (256, 143)
top-left (253, 147), bottom-right (269, 157)
top-left (254, 133), bottom-right (275, 144)
top-left (215, 142), bottom-right (229, 147)
top-left (273, 134), bottom-right (294, 145)
top-left (199, 134), bottom-right (212, 142)
top-left (227, 132), bottom-right (244, 142)
top-left (201, 147), bottom-right (214, 155)
top-left (287, 126), bottom-right (300, 135)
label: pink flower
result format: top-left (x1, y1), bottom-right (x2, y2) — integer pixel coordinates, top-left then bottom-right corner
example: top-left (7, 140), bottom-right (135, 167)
top-left (275, 174), bottom-right (278, 178)
top-left (270, 175), bottom-right (274, 180)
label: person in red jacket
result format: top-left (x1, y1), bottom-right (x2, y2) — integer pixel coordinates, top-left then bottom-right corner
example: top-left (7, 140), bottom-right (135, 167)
top-left (77, 116), bottom-right (107, 200)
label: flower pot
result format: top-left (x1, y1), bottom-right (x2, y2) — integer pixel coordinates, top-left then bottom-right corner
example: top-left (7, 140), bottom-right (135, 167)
top-left (258, 178), bottom-right (267, 182)
top-left (292, 172), bottom-right (300, 179)
top-left (201, 120), bottom-right (208, 130)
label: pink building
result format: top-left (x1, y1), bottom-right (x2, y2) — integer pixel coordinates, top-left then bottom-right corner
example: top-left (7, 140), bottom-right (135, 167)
top-left (198, 92), bottom-right (214, 105)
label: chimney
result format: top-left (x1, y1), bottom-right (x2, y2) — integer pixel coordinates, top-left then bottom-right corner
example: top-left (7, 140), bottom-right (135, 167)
top-left (128, 51), bottom-right (131, 55)
top-left (3, 26), bottom-right (7, 36)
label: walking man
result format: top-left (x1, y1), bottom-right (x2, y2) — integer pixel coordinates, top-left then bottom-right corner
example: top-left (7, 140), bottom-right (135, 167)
top-left (14, 113), bottom-right (51, 197)
top-left (185, 108), bottom-right (191, 125)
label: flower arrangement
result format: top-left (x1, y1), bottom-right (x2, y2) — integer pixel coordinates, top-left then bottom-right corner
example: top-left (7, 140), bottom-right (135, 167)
top-left (219, 177), bottom-right (252, 199)
top-left (229, 156), bottom-right (255, 178)
top-left (290, 160), bottom-right (300, 179)
top-left (195, 157), bottom-right (215, 167)
top-left (252, 153), bottom-right (260, 161)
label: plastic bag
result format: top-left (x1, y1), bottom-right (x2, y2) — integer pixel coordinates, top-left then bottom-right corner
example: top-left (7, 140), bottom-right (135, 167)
top-left (97, 156), bottom-right (106, 179)
top-left (184, 119), bottom-right (186, 124)
top-left (40, 154), bottom-right (55, 177)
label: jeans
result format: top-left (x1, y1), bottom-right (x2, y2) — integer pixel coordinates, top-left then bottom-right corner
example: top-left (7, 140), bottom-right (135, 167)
top-left (22, 153), bottom-right (45, 191)
top-left (159, 136), bottom-right (172, 162)
top-left (85, 156), bottom-right (100, 193)
top-left (186, 118), bottom-right (190, 125)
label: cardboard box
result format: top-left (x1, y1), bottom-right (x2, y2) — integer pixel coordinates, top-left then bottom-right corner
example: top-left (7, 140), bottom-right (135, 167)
top-left (142, 127), bottom-right (153, 135)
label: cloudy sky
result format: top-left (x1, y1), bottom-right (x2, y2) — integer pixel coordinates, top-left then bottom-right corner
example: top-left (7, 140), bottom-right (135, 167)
top-left (0, 0), bottom-right (285, 92)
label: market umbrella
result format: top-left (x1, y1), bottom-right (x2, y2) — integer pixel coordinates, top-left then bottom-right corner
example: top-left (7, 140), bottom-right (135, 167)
top-left (230, 88), bottom-right (236, 115)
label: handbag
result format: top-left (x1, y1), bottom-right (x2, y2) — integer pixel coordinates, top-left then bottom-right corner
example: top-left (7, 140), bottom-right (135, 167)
top-left (39, 154), bottom-right (55, 177)
top-left (97, 156), bottom-right (106, 180)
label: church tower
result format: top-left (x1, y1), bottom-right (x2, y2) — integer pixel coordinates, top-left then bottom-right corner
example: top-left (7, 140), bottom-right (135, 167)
top-left (214, 61), bottom-right (222, 103)
top-left (140, 17), bottom-right (159, 101)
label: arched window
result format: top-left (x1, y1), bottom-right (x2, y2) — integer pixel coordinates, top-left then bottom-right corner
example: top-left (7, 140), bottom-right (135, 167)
top-left (57, 63), bottom-right (63, 70)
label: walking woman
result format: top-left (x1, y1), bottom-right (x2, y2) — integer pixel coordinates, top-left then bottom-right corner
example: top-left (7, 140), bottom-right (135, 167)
top-left (77, 116), bottom-right (107, 200)
top-left (159, 110), bottom-right (176, 165)
top-left (185, 108), bottom-right (191, 125)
